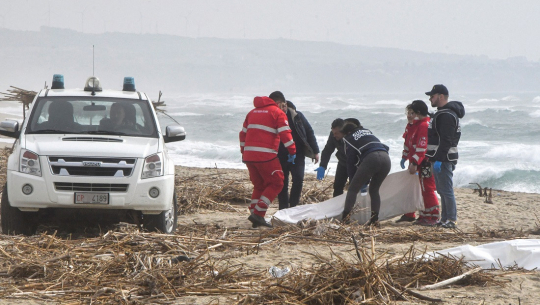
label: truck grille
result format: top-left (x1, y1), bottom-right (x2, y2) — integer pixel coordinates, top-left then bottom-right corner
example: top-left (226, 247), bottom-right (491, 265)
top-left (48, 157), bottom-right (137, 177)
top-left (54, 182), bottom-right (129, 192)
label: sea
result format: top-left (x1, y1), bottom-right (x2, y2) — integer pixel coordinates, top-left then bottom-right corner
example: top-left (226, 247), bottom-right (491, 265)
top-left (158, 92), bottom-right (540, 194)
top-left (2, 93), bottom-right (538, 194)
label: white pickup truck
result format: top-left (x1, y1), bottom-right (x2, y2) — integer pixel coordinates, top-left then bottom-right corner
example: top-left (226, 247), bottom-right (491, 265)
top-left (0, 75), bottom-right (185, 235)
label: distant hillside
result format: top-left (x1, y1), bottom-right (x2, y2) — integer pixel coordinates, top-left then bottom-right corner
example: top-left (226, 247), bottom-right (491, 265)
top-left (0, 27), bottom-right (538, 95)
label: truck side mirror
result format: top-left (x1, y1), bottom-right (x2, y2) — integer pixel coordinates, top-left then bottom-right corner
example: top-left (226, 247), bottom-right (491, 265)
top-left (0, 120), bottom-right (20, 138)
top-left (164, 125), bottom-right (186, 143)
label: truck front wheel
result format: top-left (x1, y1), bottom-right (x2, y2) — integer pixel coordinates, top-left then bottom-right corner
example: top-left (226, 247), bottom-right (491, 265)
top-left (142, 192), bottom-right (178, 233)
top-left (1, 184), bottom-right (37, 235)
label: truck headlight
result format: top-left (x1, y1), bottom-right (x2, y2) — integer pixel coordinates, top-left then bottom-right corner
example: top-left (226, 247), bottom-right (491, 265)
top-left (142, 153), bottom-right (163, 179)
top-left (20, 149), bottom-right (42, 176)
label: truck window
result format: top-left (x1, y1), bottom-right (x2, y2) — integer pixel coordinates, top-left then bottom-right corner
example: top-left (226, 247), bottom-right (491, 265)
top-left (26, 97), bottom-right (158, 137)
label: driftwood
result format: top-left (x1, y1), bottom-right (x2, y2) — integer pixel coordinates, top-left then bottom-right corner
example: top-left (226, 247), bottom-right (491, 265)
top-left (419, 267), bottom-right (483, 290)
top-left (470, 183), bottom-right (484, 196)
top-left (247, 241), bottom-right (498, 304)
top-left (1, 86), bottom-right (169, 120)
top-left (382, 279), bottom-right (443, 302)
top-left (485, 188), bottom-right (493, 204)
top-left (0, 86), bottom-right (37, 119)
top-left (152, 90), bottom-right (167, 113)
top-left (469, 183), bottom-right (494, 204)
top-left (401, 287), bottom-right (443, 302)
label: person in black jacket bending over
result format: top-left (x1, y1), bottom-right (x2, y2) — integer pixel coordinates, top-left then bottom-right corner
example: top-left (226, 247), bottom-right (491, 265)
top-left (340, 122), bottom-right (391, 226)
top-left (276, 97), bottom-right (320, 210)
top-left (315, 118), bottom-right (362, 197)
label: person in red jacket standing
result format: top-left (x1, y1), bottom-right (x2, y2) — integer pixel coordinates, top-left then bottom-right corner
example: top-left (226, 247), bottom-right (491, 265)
top-left (398, 100), bottom-right (440, 226)
top-left (240, 92), bottom-right (297, 228)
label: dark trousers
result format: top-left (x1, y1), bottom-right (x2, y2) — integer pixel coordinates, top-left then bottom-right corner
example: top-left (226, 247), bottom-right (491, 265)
top-left (278, 156), bottom-right (306, 210)
top-left (333, 162), bottom-right (349, 197)
top-left (343, 151), bottom-right (391, 216)
top-left (434, 162), bottom-right (457, 222)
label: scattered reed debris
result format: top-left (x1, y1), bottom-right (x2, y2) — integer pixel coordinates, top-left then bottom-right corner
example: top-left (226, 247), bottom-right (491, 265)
top-left (268, 218), bottom-right (531, 245)
top-left (242, 236), bottom-right (503, 304)
top-left (0, 150), bottom-right (533, 304)
top-left (0, 147), bottom-right (10, 188)
top-left (0, 228), bottom-right (267, 304)
top-left (0, 86), bottom-right (37, 119)
top-left (175, 169), bottom-right (253, 214)
top-left (174, 167), bottom-right (334, 214)
top-left (0, 227), bottom-right (506, 304)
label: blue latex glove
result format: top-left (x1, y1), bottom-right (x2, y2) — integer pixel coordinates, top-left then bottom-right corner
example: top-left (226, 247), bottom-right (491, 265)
top-left (433, 161), bottom-right (442, 173)
top-left (360, 183), bottom-right (368, 194)
top-left (400, 158), bottom-right (406, 169)
top-left (314, 166), bottom-right (325, 180)
top-left (287, 154), bottom-right (296, 164)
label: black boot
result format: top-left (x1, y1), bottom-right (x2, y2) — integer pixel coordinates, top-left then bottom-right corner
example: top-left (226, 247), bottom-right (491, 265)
top-left (366, 211), bottom-right (379, 227)
top-left (248, 214), bottom-right (273, 228)
top-left (341, 211), bottom-right (351, 224)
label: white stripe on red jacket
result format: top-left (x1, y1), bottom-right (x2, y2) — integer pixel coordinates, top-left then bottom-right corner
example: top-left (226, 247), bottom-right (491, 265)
top-left (403, 117), bottom-right (430, 165)
top-left (240, 96), bottom-right (297, 162)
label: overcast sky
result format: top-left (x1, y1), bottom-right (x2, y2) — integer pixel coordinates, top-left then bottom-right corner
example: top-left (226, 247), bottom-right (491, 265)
top-left (2, 0), bottom-right (539, 61)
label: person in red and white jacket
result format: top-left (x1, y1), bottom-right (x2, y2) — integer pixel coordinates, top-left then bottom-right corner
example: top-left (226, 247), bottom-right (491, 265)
top-left (397, 100), bottom-right (440, 226)
top-left (239, 92), bottom-right (297, 228)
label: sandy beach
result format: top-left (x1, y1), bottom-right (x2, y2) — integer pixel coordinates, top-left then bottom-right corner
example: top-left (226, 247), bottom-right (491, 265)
top-left (0, 99), bottom-right (539, 303)
top-left (0, 163), bottom-right (539, 304)
top-left (172, 166), bottom-right (540, 304)
top-left (3, 1), bottom-right (540, 303)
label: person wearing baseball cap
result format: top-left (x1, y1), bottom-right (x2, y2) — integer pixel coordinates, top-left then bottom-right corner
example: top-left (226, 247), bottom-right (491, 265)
top-left (425, 84), bottom-right (449, 96)
top-left (424, 84), bottom-right (465, 229)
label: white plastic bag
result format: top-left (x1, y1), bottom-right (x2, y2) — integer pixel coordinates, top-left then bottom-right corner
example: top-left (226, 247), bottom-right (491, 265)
top-left (271, 171), bottom-right (424, 224)
top-left (423, 239), bottom-right (540, 270)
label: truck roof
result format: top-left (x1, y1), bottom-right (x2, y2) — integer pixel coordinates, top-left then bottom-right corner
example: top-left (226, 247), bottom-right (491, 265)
top-left (38, 89), bottom-right (148, 100)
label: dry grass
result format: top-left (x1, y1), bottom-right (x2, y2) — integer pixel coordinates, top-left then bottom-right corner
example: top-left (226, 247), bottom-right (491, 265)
top-left (0, 226), bottom-right (508, 305)
top-left (0, 147), bottom-right (10, 189)
top-left (245, 240), bottom-right (503, 304)
top-left (175, 171), bottom-right (253, 214)
top-left (0, 228), bottom-right (265, 304)
top-left (0, 149), bottom-right (533, 304)
top-left (174, 167), bottom-right (333, 215)
top-left (0, 86), bottom-right (36, 119)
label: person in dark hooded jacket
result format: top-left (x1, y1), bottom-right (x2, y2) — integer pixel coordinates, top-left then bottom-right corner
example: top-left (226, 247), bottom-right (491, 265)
top-left (316, 118), bottom-right (365, 197)
top-left (277, 99), bottom-right (320, 210)
top-left (425, 84), bottom-right (466, 229)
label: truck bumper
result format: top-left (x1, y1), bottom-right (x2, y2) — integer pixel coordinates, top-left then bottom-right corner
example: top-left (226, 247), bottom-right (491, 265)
top-left (6, 169), bottom-right (175, 213)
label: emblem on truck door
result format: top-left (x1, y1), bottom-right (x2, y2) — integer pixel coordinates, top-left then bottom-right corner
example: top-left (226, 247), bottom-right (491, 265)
top-left (83, 161), bottom-right (102, 167)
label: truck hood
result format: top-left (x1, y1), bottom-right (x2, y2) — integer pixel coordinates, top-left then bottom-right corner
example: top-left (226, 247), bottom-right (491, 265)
top-left (23, 134), bottom-right (160, 158)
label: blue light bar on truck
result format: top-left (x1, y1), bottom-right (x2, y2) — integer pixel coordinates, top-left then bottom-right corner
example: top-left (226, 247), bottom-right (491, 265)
top-left (51, 74), bottom-right (65, 89)
top-left (123, 77), bottom-right (136, 92)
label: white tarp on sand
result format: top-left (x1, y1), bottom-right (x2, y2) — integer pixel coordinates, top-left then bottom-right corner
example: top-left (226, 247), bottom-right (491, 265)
top-left (270, 171), bottom-right (424, 224)
top-left (424, 239), bottom-right (540, 270)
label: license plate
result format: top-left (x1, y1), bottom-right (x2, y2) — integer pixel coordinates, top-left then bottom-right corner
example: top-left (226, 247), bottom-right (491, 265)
top-left (74, 192), bottom-right (109, 204)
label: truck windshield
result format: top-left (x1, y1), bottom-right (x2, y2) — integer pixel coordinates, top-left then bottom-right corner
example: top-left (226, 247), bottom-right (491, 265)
top-left (26, 97), bottom-right (158, 137)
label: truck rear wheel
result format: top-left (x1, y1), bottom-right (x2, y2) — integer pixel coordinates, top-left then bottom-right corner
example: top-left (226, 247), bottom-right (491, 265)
top-left (142, 192), bottom-right (178, 233)
top-left (1, 184), bottom-right (37, 235)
